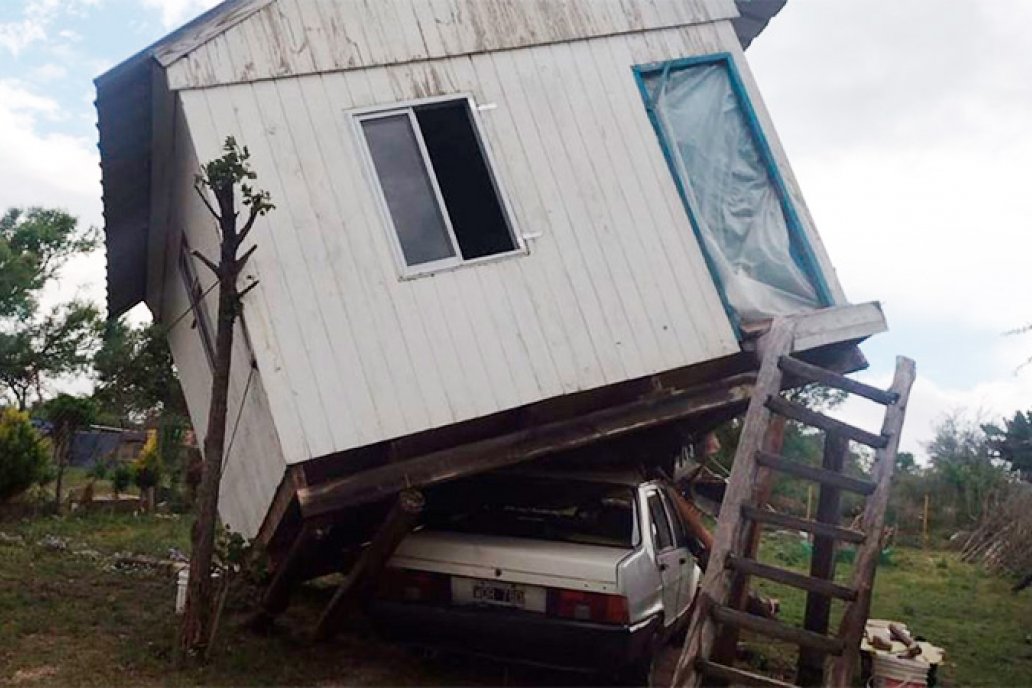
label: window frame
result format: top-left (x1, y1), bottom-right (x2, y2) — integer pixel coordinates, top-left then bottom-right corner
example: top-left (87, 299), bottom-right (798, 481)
top-left (351, 93), bottom-right (526, 279)
top-left (632, 53), bottom-right (834, 334)
top-left (178, 237), bottom-right (216, 370)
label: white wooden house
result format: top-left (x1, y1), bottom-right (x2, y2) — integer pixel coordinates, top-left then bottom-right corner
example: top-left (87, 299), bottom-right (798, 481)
top-left (96, 0), bottom-right (885, 561)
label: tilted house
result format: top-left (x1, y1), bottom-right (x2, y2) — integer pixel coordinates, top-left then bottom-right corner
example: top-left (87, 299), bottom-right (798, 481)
top-left (96, 0), bottom-right (885, 565)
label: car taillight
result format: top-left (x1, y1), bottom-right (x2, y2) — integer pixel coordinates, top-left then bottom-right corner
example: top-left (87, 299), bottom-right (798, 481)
top-left (546, 588), bottom-right (629, 625)
top-left (376, 568), bottom-right (452, 603)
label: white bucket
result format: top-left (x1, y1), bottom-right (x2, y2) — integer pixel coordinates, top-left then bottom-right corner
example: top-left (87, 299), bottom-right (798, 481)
top-left (175, 568), bottom-right (189, 614)
top-left (871, 653), bottom-right (928, 688)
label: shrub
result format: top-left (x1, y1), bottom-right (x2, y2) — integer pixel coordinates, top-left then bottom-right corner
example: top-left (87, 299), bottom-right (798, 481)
top-left (0, 408), bottom-right (51, 502)
top-left (132, 433), bottom-right (162, 491)
top-left (111, 463), bottom-right (132, 496)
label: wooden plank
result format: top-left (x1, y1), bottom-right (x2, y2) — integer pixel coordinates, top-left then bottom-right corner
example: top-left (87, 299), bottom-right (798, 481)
top-left (828, 357), bottom-right (917, 687)
top-left (742, 505), bottom-right (865, 545)
top-left (298, 373), bottom-right (755, 519)
top-left (727, 555), bottom-right (856, 602)
top-left (673, 321), bottom-right (795, 688)
top-left (766, 396), bottom-right (888, 449)
top-left (755, 451), bottom-right (876, 495)
top-left (313, 490), bottom-right (424, 640)
top-left (779, 356), bottom-right (898, 406)
top-left (798, 432), bottom-right (849, 686)
top-left (695, 659), bottom-right (798, 688)
top-left (711, 605), bottom-right (845, 656)
top-left (259, 524), bottom-right (316, 618)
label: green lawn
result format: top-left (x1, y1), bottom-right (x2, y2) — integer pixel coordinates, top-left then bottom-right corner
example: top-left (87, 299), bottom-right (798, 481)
top-left (1, 512), bottom-right (1030, 686)
top-left (750, 535), bottom-right (1032, 687)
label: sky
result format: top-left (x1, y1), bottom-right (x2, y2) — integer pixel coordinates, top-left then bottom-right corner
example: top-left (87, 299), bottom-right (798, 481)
top-left (1, 0), bottom-right (1030, 458)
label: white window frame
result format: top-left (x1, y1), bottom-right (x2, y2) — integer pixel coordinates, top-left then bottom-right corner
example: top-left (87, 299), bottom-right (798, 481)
top-left (351, 94), bottom-right (526, 279)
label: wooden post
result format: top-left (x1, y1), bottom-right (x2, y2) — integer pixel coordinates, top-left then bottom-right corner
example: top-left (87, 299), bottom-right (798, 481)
top-left (796, 432), bottom-right (848, 686)
top-left (710, 416), bottom-right (786, 667)
top-left (313, 490), bottom-right (425, 640)
top-left (922, 494), bottom-right (929, 549)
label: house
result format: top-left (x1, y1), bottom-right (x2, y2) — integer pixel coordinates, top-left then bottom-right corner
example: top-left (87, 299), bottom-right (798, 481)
top-left (95, 0), bottom-right (885, 574)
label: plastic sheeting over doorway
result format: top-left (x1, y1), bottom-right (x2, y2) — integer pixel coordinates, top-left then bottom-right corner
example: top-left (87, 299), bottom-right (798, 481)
top-left (640, 57), bottom-right (826, 324)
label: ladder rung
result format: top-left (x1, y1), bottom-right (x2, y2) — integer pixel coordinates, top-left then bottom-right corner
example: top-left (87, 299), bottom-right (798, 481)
top-left (766, 396), bottom-right (888, 448)
top-left (712, 604), bottom-right (845, 655)
top-left (779, 355), bottom-right (899, 406)
top-left (727, 555), bottom-right (858, 601)
top-left (742, 505), bottom-right (866, 544)
top-left (756, 451), bottom-right (876, 495)
top-left (696, 658), bottom-right (798, 688)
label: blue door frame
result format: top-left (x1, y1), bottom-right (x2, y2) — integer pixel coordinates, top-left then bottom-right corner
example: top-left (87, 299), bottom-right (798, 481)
top-left (632, 53), bottom-right (834, 335)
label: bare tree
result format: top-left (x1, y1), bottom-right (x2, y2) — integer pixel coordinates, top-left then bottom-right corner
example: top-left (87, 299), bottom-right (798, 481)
top-left (178, 137), bottom-right (272, 663)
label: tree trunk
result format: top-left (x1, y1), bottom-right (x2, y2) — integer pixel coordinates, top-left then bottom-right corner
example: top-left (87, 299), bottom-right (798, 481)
top-left (178, 265), bottom-right (237, 662)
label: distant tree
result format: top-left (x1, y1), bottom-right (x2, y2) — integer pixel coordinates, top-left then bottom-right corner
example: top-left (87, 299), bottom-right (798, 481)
top-left (93, 319), bottom-right (185, 424)
top-left (0, 208), bottom-right (95, 319)
top-left (0, 208), bottom-right (101, 410)
top-left (894, 451), bottom-right (919, 476)
top-left (42, 394), bottom-right (97, 511)
top-left (924, 412), bottom-right (1009, 526)
top-left (0, 407), bottom-right (51, 503)
top-left (983, 412), bottom-right (1032, 482)
top-left (0, 300), bottom-right (101, 410)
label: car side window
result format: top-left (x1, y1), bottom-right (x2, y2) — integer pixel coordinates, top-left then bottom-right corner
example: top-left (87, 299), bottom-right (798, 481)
top-left (648, 492), bottom-right (674, 552)
top-left (661, 490), bottom-right (688, 548)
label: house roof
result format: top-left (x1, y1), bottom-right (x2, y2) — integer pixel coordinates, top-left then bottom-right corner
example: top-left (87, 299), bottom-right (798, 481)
top-left (95, 0), bottom-right (786, 319)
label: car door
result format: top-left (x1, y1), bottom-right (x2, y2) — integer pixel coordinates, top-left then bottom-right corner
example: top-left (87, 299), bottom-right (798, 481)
top-left (661, 487), bottom-right (697, 617)
top-left (645, 489), bottom-right (682, 627)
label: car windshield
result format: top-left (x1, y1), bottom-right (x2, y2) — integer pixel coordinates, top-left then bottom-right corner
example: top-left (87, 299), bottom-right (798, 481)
top-left (424, 474), bottom-right (640, 548)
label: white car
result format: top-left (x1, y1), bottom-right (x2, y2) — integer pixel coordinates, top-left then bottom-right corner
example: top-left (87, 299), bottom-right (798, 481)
top-left (369, 470), bottom-right (702, 678)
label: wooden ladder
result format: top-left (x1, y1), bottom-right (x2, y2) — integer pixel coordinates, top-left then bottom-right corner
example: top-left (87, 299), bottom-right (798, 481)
top-left (672, 321), bottom-right (916, 688)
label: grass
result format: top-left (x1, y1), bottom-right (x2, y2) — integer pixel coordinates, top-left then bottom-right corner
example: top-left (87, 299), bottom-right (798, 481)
top-left (749, 534), bottom-right (1032, 687)
top-left (2, 512), bottom-right (1031, 686)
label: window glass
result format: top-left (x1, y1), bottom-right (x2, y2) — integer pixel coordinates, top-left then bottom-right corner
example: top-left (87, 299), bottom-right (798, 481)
top-left (361, 114), bottom-right (455, 266)
top-left (416, 102), bottom-right (516, 259)
top-left (360, 99), bottom-right (518, 271)
top-left (178, 240), bottom-right (215, 369)
top-left (648, 492), bottom-right (673, 551)
top-left (661, 490), bottom-right (688, 548)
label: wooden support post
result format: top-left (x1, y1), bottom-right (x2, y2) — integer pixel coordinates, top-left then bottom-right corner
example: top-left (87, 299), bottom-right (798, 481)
top-left (313, 490), bottom-right (424, 641)
top-left (248, 524), bottom-right (318, 631)
top-left (797, 432), bottom-right (848, 686)
top-left (710, 415), bottom-right (786, 666)
top-left (922, 494), bottom-right (930, 549)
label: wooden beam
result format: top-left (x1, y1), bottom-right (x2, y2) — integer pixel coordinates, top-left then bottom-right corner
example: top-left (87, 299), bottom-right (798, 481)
top-left (298, 374), bottom-right (755, 519)
top-left (251, 523), bottom-right (317, 629)
top-left (766, 396), bottom-right (888, 448)
top-left (798, 432), bottom-right (849, 686)
top-left (711, 605), bottom-right (844, 655)
top-left (829, 357), bottom-right (916, 687)
top-left (696, 659), bottom-right (798, 688)
top-left (742, 505), bottom-right (865, 544)
top-left (313, 490), bottom-right (424, 640)
top-left (778, 356), bottom-right (898, 406)
top-left (727, 555), bottom-right (856, 602)
top-left (755, 450), bottom-right (875, 495)
top-left (254, 465), bottom-right (303, 551)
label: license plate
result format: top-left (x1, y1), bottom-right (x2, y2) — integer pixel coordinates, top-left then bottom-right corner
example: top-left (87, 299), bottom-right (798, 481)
top-left (472, 580), bottom-right (526, 608)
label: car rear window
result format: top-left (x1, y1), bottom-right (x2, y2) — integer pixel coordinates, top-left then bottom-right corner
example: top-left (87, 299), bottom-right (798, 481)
top-left (424, 475), bottom-right (640, 548)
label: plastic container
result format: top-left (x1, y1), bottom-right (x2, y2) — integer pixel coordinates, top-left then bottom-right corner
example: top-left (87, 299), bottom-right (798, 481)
top-left (870, 653), bottom-right (928, 688)
top-left (175, 568), bottom-right (189, 614)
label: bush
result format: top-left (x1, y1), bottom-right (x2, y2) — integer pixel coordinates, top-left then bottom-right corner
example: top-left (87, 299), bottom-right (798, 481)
top-left (111, 464), bottom-right (132, 496)
top-left (0, 408), bottom-right (51, 502)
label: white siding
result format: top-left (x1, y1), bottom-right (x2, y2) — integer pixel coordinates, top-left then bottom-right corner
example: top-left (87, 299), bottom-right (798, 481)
top-left (174, 21), bottom-right (756, 467)
top-left (163, 0), bottom-right (740, 89)
top-left (160, 103), bottom-right (288, 537)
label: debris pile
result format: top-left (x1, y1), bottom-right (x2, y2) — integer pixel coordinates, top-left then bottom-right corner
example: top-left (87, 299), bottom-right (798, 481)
top-left (961, 482), bottom-right (1032, 588)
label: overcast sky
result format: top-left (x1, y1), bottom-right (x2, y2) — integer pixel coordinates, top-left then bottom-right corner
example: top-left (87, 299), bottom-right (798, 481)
top-left (1, 0), bottom-right (1030, 457)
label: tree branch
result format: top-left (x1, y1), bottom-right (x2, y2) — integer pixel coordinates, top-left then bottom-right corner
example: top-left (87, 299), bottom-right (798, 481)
top-left (237, 280), bottom-right (260, 301)
top-left (235, 245), bottom-right (258, 273)
top-left (237, 204), bottom-right (262, 246)
top-left (193, 184), bottom-right (221, 223)
top-left (191, 250), bottom-right (221, 278)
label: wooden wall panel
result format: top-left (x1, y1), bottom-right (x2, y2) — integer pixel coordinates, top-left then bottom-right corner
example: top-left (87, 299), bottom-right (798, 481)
top-left (160, 102), bottom-right (288, 537)
top-left (173, 22), bottom-right (745, 466)
top-left (165, 0), bottom-right (739, 90)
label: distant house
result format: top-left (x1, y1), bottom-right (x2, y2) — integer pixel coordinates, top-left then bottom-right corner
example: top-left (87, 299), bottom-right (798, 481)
top-left (68, 426), bottom-right (147, 468)
top-left (95, 0), bottom-right (883, 551)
